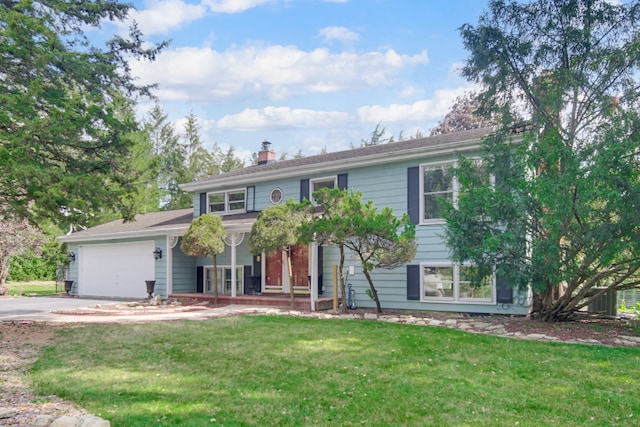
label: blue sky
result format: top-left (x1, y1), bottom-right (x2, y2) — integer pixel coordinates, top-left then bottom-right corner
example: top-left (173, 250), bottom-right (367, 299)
top-left (108, 0), bottom-right (491, 162)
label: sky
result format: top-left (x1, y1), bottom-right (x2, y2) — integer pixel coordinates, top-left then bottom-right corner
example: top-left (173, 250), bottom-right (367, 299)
top-left (103, 0), bottom-right (492, 162)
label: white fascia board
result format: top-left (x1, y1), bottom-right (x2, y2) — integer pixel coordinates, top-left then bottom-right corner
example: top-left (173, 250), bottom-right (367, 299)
top-left (181, 138), bottom-right (483, 192)
top-left (58, 226), bottom-right (189, 243)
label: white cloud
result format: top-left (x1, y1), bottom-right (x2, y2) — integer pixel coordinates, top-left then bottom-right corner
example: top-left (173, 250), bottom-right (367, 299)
top-left (357, 87), bottom-right (470, 124)
top-left (318, 26), bottom-right (359, 43)
top-left (126, 0), bottom-right (207, 36)
top-left (130, 45), bottom-right (429, 102)
top-left (202, 0), bottom-right (275, 13)
top-left (216, 106), bottom-right (351, 130)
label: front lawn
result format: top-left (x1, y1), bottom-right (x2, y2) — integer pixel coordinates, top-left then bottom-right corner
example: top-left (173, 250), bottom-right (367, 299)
top-left (5, 280), bottom-right (57, 296)
top-left (31, 316), bottom-right (639, 426)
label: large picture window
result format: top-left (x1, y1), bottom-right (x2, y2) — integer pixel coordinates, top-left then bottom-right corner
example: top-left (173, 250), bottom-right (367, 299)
top-left (421, 263), bottom-right (494, 303)
top-left (208, 189), bottom-right (246, 214)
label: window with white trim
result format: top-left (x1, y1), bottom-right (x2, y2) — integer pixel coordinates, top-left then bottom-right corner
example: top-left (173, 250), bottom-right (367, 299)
top-left (421, 159), bottom-right (490, 223)
top-left (208, 189), bottom-right (246, 214)
top-left (205, 266), bottom-right (244, 295)
top-left (421, 263), bottom-right (494, 303)
top-left (310, 176), bottom-right (337, 203)
top-left (422, 163), bottom-right (454, 222)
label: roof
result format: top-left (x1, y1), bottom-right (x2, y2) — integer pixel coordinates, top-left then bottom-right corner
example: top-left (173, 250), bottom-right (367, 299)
top-left (59, 209), bottom-right (262, 243)
top-left (59, 208), bottom-right (194, 243)
top-left (181, 126), bottom-right (497, 192)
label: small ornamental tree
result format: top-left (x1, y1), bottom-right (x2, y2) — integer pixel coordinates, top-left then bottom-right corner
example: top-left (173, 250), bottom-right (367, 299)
top-left (299, 188), bottom-right (352, 313)
top-left (302, 189), bottom-right (416, 313)
top-left (249, 199), bottom-right (313, 309)
top-left (181, 215), bottom-right (226, 304)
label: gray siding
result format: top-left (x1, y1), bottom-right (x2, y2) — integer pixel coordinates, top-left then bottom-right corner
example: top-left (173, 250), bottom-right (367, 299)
top-left (172, 237), bottom-right (197, 293)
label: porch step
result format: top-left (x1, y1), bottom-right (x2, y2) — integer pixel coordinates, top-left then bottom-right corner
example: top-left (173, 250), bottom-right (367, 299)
top-left (169, 293), bottom-right (336, 311)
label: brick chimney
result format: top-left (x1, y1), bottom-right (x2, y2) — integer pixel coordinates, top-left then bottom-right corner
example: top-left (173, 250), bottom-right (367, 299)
top-left (258, 140), bottom-right (275, 165)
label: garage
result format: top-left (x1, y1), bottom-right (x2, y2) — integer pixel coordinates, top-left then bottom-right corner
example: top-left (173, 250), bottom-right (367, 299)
top-left (78, 241), bottom-right (155, 299)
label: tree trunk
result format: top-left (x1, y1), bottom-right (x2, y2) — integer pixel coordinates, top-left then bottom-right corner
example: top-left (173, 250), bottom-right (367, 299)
top-left (339, 246), bottom-right (347, 313)
top-left (286, 248), bottom-right (295, 310)
top-left (362, 268), bottom-right (382, 313)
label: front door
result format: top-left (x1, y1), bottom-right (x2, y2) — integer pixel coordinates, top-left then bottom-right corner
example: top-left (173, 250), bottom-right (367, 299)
top-left (263, 245), bottom-right (310, 294)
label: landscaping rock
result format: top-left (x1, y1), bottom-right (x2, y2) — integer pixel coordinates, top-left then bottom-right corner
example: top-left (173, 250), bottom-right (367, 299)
top-left (0, 408), bottom-right (17, 419)
top-left (32, 415), bottom-right (55, 426)
top-left (51, 416), bottom-right (81, 427)
top-left (79, 414), bottom-right (111, 427)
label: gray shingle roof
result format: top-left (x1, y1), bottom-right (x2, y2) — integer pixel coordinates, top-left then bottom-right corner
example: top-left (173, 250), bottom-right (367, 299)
top-left (59, 208), bottom-right (194, 241)
top-left (183, 126), bottom-right (496, 188)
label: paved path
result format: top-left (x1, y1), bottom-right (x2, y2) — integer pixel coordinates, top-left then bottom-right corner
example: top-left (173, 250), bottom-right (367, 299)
top-left (0, 296), bottom-right (249, 323)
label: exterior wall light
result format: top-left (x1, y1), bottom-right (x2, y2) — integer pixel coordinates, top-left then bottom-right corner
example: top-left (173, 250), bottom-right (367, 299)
top-left (153, 247), bottom-right (163, 260)
top-left (68, 251), bottom-right (76, 263)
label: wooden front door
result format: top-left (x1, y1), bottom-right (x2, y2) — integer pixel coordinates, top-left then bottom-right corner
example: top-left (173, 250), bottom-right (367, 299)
top-left (263, 245), bottom-right (310, 294)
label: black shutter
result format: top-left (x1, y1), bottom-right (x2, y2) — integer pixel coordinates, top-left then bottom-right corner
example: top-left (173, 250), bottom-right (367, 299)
top-left (407, 264), bottom-right (420, 300)
top-left (317, 245), bottom-right (324, 295)
top-left (496, 274), bottom-right (513, 303)
top-left (337, 173), bottom-right (348, 190)
top-left (252, 255), bottom-right (262, 294)
top-left (407, 166), bottom-right (420, 225)
top-left (300, 179), bottom-right (310, 201)
top-left (196, 266), bottom-right (204, 293)
top-left (199, 193), bottom-right (207, 216)
top-left (243, 265), bottom-right (252, 295)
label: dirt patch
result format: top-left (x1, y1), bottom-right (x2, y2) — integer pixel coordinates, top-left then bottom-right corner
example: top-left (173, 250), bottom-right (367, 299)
top-left (0, 321), bottom-right (88, 426)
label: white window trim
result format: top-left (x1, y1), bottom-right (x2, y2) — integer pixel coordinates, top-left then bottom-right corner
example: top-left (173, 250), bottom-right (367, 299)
top-left (420, 262), bottom-right (496, 305)
top-left (310, 176), bottom-right (337, 204)
top-left (204, 265), bottom-right (244, 295)
top-left (270, 187), bottom-right (283, 205)
top-left (207, 188), bottom-right (247, 215)
top-left (419, 158), bottom-right (492, 225)
top-left (419, 161), bottom-right (456, 225)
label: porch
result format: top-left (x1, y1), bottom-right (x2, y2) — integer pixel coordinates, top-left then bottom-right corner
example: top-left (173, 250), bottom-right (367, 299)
top-left (169, 293), bottom-right (337, 311)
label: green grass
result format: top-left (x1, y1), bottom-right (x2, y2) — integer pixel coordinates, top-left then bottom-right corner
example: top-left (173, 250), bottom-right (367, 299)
top-left (31, 316), bottom-right (639, 426)
top-left (5, 280), bottom-right (56, 296)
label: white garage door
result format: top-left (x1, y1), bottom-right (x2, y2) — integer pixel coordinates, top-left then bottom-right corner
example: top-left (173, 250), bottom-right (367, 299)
top-left (78, 241), bottom-right (155, 298)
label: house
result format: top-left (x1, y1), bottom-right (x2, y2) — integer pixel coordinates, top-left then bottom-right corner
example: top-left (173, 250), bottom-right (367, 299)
top-left (59, 127), bottom-right (530, 315)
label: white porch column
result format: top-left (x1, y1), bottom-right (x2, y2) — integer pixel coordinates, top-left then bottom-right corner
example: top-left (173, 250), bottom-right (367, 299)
top-left (224, 232), bottom-right (245, 298)
top-left (310, 242), bottom-right (318, 311)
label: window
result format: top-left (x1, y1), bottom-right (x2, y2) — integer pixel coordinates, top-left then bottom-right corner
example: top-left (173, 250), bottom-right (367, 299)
top-left (422, 163), bottom-right (454, 221)
top-left (421, 264), bottom-right (494, 303)
top-left (421, 160), bottom-right (489, 223)
top-left (310, 176), bottom-right (336, 204)
top-left (270, 188), bottom-right (283, 204)
top-left (205, 266), bottom-right (243, 295)
top-left (208, 189), bottom-right (246, 214)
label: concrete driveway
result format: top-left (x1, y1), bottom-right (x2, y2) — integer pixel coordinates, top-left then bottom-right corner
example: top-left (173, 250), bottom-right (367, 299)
top-left (0, 296), bottom-right (267, 323)
top-left (0, 296), bottom-right (131, 322)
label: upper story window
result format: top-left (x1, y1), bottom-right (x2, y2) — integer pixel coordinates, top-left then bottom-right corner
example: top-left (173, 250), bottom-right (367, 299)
top-left (208, 189), bottom-right (246, 214)
top-left (421, 159), bottom-right (489, 223)
top-left (310, 176), bottom-right (336, 203)
top-left (422, 163), bottom-right (454, 222)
